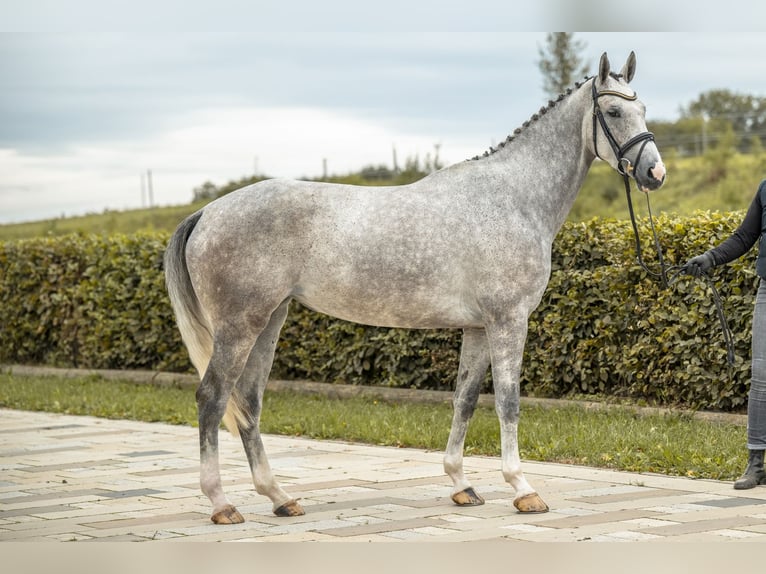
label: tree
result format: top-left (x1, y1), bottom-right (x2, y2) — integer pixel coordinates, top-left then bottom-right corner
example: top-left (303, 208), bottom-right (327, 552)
top-left (192, 181), bottom-right (218, 202)
top-left (680, 89), bottom-right (766, 153)
top-left (537, 33), bottom-right (589, 99)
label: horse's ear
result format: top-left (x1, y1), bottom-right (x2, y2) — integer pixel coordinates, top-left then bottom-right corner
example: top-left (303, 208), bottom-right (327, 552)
top-left (620, 51), bottom-right (637, 83)
top-left (598, 52), bottom-right (610, 84)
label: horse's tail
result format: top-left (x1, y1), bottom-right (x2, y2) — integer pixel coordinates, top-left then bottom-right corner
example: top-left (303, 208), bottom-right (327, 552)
top-left (164, 210), bottom-right (249, 436)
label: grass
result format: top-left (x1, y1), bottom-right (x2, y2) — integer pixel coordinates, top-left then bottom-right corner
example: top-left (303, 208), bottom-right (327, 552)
top-left (0, 372), bottom-right (748, 482)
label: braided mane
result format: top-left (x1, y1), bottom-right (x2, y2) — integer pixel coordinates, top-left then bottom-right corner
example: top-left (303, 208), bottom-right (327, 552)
top-left (469, 75), bottom-right (597, 161)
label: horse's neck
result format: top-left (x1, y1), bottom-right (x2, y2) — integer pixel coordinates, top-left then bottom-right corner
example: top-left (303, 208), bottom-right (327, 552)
top-left (488, 89), bottom-right (595, 234)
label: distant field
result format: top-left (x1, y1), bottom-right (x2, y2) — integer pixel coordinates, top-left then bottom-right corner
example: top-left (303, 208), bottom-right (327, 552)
top-left (0, 200), bottom-right (209, 241)
top-left (2, 151), bottom-right (763, 240)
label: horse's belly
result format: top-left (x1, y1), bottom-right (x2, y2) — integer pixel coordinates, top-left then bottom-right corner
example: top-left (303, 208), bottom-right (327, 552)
top-left (293, 288), bottom-right (483, 330)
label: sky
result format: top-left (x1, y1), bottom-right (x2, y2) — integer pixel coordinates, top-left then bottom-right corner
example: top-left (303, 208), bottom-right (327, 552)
top-left (2, 4), bottom-right (766, 223)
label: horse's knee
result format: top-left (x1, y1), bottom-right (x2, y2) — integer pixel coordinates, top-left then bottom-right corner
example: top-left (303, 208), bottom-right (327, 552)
top-left (453, 395), bottom-right (477, 421)
top-left (495, 392), bottom-right (520, 423)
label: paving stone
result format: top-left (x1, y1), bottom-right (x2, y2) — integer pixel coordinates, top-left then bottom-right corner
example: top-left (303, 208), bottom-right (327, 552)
top-left (711, 528), bottom-right (763, 539)
top-left (692, 497), bottom-right (766, 508)
top-left (641, 516), bottom-right (766, 536)
top-left (568, 487), bottom-right (685, 504)
top-left (81, 511), bottom-right (208, 530)
top-left (119, 450), bottom-right (176, 458)
top-left (4, 407), bottom-right (766, 542)
top-left (589, 530), bottom-right (664, 542)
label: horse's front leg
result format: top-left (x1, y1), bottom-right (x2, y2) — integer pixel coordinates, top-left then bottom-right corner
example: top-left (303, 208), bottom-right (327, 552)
top-left (444, 328), bottom-right (491, 506)
top-left (486, 316), bottom-right (549, 513)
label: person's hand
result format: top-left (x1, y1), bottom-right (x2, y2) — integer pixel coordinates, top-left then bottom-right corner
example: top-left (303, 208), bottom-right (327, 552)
top-left (684, 252), bottom-right (714, 277)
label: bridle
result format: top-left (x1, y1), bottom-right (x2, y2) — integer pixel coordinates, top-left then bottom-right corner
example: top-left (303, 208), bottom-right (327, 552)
top-left (591, 78), bottom-right (656, 180)
top-left (591, 77), bottom-right (669, 286)
top-left (591, 77), bottom-right (735, 366)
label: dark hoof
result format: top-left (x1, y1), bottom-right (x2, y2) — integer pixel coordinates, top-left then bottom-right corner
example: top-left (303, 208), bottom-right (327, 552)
top-left (211, 504), bottom-right (245, 524)
top-left (274, 499), bottom-right (305, 517)
top-left (451, 487), bottom-right (485, 506)
top-left (513, 493), bottom-right (549, 514)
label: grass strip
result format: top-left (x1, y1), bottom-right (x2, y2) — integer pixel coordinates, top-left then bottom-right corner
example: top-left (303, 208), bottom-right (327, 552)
top-left (0, 373), bottom-right (746, 481)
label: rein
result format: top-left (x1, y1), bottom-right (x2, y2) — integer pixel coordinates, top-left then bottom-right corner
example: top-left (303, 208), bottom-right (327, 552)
top-left (622, 172), bottom-right (736, 367)
top-left (591, 78), bottom-right (736, 367)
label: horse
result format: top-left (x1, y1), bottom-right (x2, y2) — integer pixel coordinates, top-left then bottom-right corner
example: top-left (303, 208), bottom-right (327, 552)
top-left (164, 51), bottom-right (666, 524)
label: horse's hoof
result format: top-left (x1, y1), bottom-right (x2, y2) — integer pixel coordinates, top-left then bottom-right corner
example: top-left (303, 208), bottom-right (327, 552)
top-left (451, 487), bottom-right (485, 506)
top-left (513, 493), bottom-right (549, 513)
top-left (211, 504), bottom-right (245, 524)
top-left (274, 499), bottom-right (305, 517)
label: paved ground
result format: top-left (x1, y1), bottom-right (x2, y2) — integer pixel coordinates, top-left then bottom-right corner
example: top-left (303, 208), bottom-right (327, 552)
top-left (3, 408), bottom-right (766, 542)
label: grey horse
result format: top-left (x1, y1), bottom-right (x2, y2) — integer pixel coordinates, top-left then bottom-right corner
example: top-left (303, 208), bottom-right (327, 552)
top-left (165, 51), bottom-right (665, 524)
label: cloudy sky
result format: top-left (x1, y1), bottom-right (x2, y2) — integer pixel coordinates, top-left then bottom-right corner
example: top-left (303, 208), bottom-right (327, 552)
top-left (2, 5), bottom-right (766, 223)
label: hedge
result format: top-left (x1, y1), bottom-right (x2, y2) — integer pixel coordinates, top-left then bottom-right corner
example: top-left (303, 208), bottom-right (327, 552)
top-left (0, 233), bottom-right (187, 371)
top-left (0, 211), bottom-right (757, 411)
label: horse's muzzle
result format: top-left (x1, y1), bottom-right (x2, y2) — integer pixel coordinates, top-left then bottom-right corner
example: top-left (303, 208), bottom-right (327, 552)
top-left (638, 160), bottom-right (666, 192)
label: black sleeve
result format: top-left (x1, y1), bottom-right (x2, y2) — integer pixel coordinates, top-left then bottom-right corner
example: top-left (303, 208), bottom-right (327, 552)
top-left (708, 187), bottom-right (763, 266)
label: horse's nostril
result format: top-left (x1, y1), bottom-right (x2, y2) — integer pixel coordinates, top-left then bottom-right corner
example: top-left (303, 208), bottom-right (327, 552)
top-left (648, 167), bottom-right (665, 183)
top-left (649, 162), bottom-right (667, 183)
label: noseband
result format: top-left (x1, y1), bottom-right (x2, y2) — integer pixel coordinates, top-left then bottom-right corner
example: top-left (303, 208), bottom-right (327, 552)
top-left (591, 78), bottom-right (655, 178)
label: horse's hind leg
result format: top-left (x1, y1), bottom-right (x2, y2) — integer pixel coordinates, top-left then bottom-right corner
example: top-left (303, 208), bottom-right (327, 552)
top-left (196, 323), bottom-right (260, 524)
top-left (444, 328), bottom-right (491, 506)
top-left (236, 300), bottom-right (304, 517)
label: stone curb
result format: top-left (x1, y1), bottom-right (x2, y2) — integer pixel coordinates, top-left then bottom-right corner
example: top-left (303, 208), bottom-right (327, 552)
top-left (1, 363), bottom-right (746, 426)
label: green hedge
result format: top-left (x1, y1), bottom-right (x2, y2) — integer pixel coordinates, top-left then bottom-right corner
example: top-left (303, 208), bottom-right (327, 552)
top-left (0, 211), bottom-right (757, 411)
top-left (0, 233), bottom-right (187, 371)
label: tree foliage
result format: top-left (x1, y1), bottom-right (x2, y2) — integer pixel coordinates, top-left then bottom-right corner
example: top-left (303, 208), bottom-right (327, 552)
top-left (192, 174), bottom-right (271, 202)
top-left (651, 89), bottom-right (766, 155)
top-left (537, 33), bottom-right (589, 98)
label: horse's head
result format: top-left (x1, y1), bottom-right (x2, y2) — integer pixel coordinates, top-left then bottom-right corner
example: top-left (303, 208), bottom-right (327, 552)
top-left (587, 51), bottom-right (666, 192)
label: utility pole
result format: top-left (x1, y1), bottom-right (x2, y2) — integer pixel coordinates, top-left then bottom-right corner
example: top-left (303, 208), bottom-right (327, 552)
top-left (392, 144), bottom-right (399, 174)
top-left (322, 158), bottom-right (328, 180)
top-left (702, 114), bottom-right (708, 155)
top-left (146, 169), bottom-right (154, 207)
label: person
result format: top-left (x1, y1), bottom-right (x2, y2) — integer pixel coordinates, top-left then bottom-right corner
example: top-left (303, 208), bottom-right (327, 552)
top-left (686, 179), bottom-right (766, 490)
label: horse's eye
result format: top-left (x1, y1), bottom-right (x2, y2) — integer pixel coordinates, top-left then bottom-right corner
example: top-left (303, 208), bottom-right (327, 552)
top-left (607, 108), bottom-right (621, 118)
